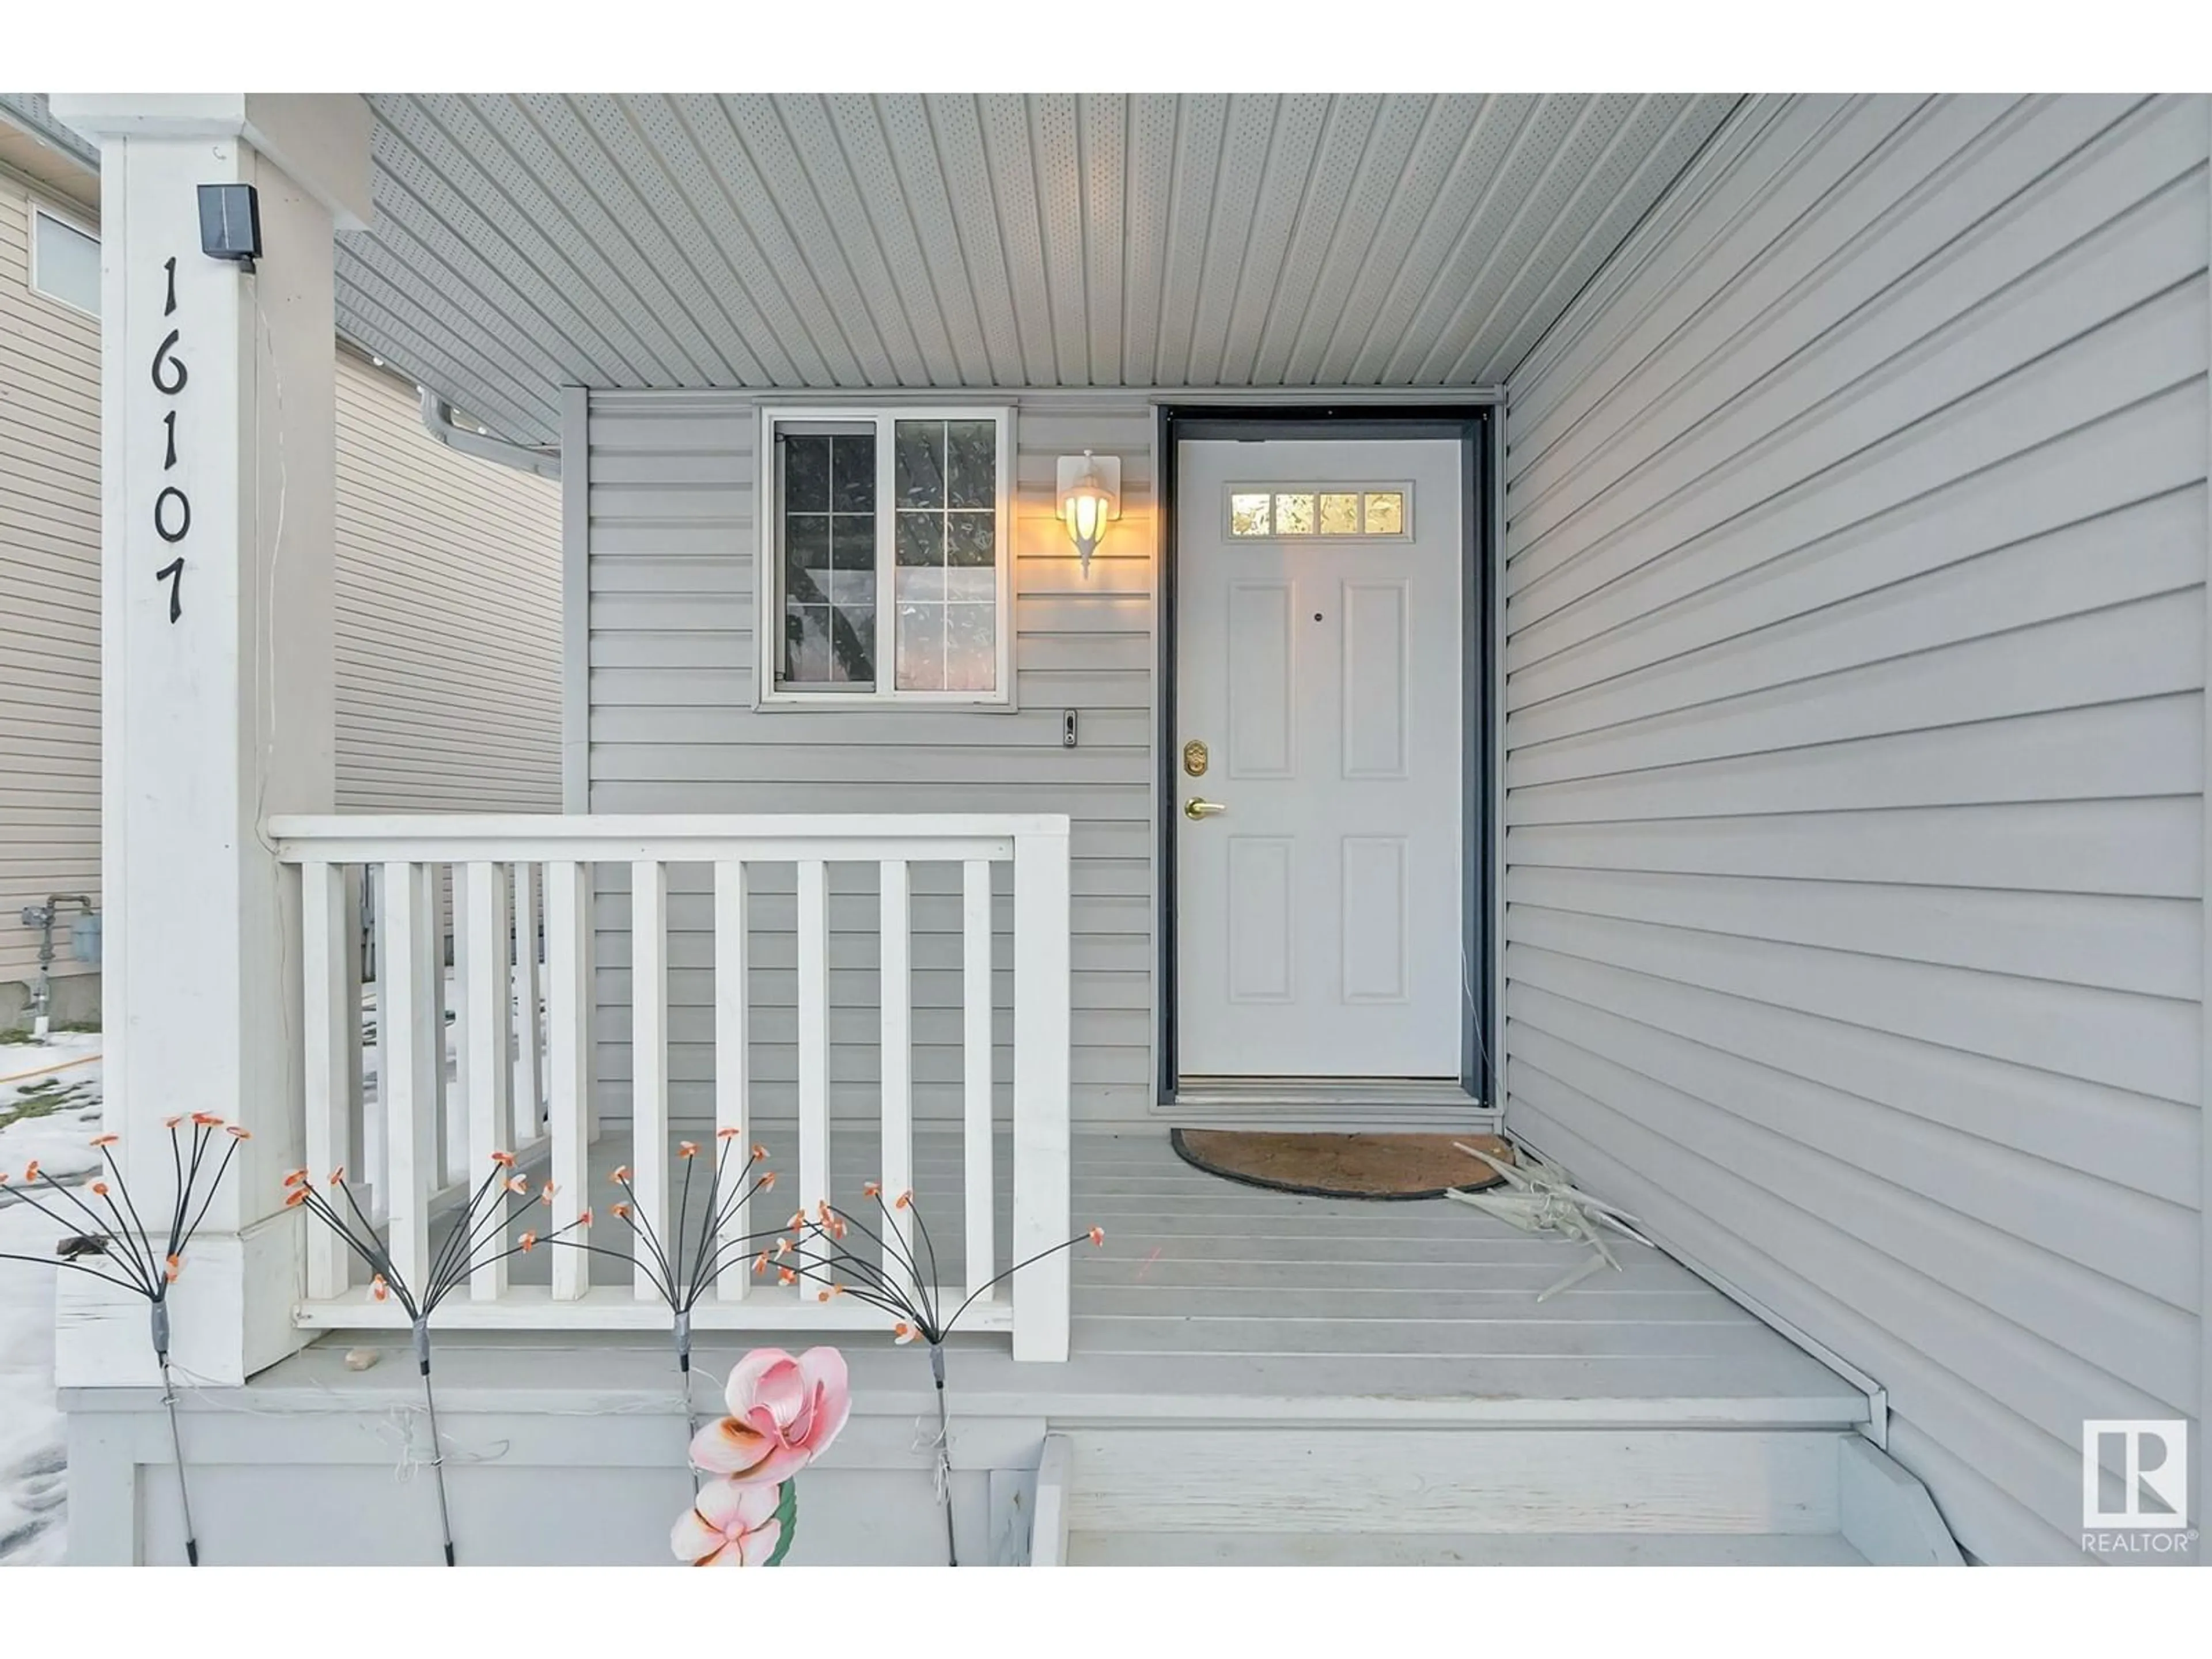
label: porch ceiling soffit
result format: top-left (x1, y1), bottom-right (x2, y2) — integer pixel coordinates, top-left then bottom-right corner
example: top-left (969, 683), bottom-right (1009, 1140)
top-left (320, 93), bottom-right (1738, 448)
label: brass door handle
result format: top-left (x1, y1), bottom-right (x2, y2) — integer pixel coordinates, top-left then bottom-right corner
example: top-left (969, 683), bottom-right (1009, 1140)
top-left (1184, 798), bottom-right (1228, 820)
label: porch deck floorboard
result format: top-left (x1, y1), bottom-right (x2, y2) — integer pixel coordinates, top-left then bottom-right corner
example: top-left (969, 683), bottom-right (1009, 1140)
top-left (264, 1126), bottom-right (1868, 1428)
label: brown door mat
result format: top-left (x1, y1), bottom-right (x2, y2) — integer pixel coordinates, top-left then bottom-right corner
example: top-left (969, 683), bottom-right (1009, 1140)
top-left (1168, 1128), bottom-right (1514, 1201)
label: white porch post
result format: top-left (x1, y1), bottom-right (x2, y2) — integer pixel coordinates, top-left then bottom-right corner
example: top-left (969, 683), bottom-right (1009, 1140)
top-left (49, 94), bottom-right (372, 1389)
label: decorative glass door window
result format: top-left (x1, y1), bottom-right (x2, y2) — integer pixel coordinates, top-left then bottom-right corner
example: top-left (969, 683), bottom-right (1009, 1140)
top-left (1226, 485), bottom-right (1409, 540)
top-left (762, 407), bottom-right (1014, 704)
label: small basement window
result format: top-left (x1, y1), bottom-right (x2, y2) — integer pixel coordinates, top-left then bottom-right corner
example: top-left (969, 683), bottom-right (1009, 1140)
top-left (760, 407), bottom-right (1014, 705)
top-left (29, 206), bottom-right (101, 317)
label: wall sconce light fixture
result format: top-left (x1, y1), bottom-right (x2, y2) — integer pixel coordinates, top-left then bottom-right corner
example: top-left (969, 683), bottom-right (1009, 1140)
top-left (1056, 450), bottom-right (1122, 577)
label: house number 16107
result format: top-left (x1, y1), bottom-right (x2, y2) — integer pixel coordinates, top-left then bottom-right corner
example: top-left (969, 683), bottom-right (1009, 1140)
top-left (151, 256), bottom-right (187, 623)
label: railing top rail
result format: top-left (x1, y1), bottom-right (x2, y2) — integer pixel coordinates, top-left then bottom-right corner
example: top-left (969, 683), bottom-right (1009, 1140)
top-left (266, 812), bottom-right (1070, 866)
top-left (267, 818), bottom-right (1070, 871)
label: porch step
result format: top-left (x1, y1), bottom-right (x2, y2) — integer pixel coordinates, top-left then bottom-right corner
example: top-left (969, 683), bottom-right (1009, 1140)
top-left (1066, 1530), bottom-right (1870, 1566)
top-left (1036, 1426), bottom-right (1960, 1566)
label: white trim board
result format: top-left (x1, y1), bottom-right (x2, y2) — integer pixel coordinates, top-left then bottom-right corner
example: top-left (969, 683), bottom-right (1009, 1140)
top-left (591, 385), bottom-right (1506, 411)
top-left (559, 385), bottom-right (589, 813)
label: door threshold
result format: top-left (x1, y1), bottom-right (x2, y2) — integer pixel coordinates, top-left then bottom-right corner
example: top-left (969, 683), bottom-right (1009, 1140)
top-left (1164, 1077), bottom-right (1491, 1121)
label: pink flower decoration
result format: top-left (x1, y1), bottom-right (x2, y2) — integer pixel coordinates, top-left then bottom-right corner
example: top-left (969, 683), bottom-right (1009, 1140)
top-left (671, 1477), bottom-right (783, 1567)
top-left (688, 1346), bottom-right (850, 1487)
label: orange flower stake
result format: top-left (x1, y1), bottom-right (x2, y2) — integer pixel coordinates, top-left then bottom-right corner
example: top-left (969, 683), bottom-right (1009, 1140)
top-left (539, 1131), bottom-right (785, 1467)
top-left (0, 1112), bottom-right (254, 1565)
top-left (283, 1153), bottom-right (594, 1566)
top-left (774, 1188), bottom-right (1107, 1566)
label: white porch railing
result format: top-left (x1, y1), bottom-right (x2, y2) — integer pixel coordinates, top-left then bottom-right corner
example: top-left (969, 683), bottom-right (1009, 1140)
top-left (266, 814), bottom-right (1073, 1362)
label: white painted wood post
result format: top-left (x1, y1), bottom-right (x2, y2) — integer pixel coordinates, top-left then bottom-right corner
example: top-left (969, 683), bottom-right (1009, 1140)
top-left (963, 858), bottom-right (995, 1306)
top-left (879, 860), bottom-right (915, 1275)
top-left (629, 860), bottom-right (669, 1298)
top-left (46, 94), bottom-right (368, 1389)
top-left (300, 861), bottom-right (349, 1300)
top-left (714, 860), bottom-right (751, 1302)
top-left (1011, 825), bottom-right (1073, 1362)
top-left (463, 862), bottom-right (514, 1300)
top-left (511, 862), bottom-right (542, 1130)
top-left (382, 862), bottom-right (435, 1296)
top-left (796, 859), bottom-right (830, 1241)
top-left (546, 860), bottom-right (593, 1302)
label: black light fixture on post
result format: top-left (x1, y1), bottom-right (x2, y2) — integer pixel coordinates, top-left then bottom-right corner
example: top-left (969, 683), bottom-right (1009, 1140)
top-left (196, 183), bottom-right (262, 272)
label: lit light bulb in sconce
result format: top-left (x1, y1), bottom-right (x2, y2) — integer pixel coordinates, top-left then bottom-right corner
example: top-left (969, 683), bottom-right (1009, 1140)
top-left (1056, 450), bottom-right (1122, 578)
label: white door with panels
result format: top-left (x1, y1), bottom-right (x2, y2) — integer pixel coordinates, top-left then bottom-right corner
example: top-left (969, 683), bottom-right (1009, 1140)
top-left (1175, 438), bottom-right (1464, 1080)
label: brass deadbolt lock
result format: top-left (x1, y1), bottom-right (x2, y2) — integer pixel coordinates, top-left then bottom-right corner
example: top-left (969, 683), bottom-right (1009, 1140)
top-left (1182, 738), bottom-right (1209, 778)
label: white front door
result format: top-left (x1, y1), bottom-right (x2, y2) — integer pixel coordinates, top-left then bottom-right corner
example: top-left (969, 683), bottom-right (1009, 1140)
top-left (1175, 437), bottom-right (1464, 1080)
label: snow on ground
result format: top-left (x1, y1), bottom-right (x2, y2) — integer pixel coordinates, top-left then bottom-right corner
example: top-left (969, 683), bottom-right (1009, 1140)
top-left (0, 1032), bottom-right (103, 1567)
top-left (0, 975), bottom-right (497, 1569)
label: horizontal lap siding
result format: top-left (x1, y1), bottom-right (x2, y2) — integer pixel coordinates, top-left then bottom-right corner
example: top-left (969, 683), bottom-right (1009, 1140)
top-left (333, 353), bottom-right (563, 811)
top-left (0, 193), bottom-right (559, 999)
top-left (0, 175), bottom-right (99, 987)
top-left (1499, 94), bottom-right (2210, 1564)
top-left (585, 392), bottom-right (1154, 1124)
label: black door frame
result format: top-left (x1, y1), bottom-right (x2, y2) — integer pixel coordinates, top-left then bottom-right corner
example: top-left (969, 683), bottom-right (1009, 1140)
top-left (1155, 403), bottom-right (1498, 1105)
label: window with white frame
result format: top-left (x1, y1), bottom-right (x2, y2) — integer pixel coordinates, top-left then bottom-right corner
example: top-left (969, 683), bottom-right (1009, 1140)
top-left (761, 407), bottom-right (1014, 704)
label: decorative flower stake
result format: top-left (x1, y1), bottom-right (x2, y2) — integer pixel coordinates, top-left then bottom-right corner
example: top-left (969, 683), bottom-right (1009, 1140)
top-left (0, 1113), bottom-right (252, 1565)
top-left (776, 1186), bottom-right (1104, 1565)
top-left (540, 1130), bottom-right (783, 1452)
top-left (283, 1153), bottom-right (584, 1565)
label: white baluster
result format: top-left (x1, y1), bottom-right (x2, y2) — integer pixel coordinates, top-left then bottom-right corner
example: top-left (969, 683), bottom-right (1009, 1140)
top-left (963, 858), bottom-right (994, 1308)
top-left (512, 862), bottom-right (543, 1132)
top-left (630, 860), bottom-right (669, 1299)
top-left (300, 861), bottom-right (349, 1300)
top-left (463, 861), bottom-right (514, 1300)
top-left (382, 862), bottom-right (435, 1298)
top-left (546, 860), bottom-right (593, 1302)
top-left (715, 860), bottom-right (751, 1302)
top-left (365, 865), bottom-right (388, 1223)
top-left (442, 862), bottom-right (469, 1185)
top-left (879, 859), bottom-right (915, 1284)
top-left (342, 866), bottom-right (366, 1234)
top-left (797, 859), bottom-right (830, 1274)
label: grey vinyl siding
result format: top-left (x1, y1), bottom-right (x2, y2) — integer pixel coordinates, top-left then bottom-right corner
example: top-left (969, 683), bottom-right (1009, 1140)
top-left (1499, 93), bottom-right (2209, 1564)
top-left (0, 172), bottom-right (100, 989)
top-left (0, 167), bottom-right (562, 994)
top-left (584, 391), bottom-right (1154, 1125)
top-left (332, 351), bottom-right (562, 812)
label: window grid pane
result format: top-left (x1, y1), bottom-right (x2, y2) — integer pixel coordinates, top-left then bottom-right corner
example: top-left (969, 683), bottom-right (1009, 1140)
top-left (780, 431), bottom-right (876, 686)
top-left (893, 419), bottom-right (997, 692)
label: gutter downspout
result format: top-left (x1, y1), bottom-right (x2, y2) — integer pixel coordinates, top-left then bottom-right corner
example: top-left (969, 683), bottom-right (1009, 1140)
top-left (418, 388), bottom-right (561, 480)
